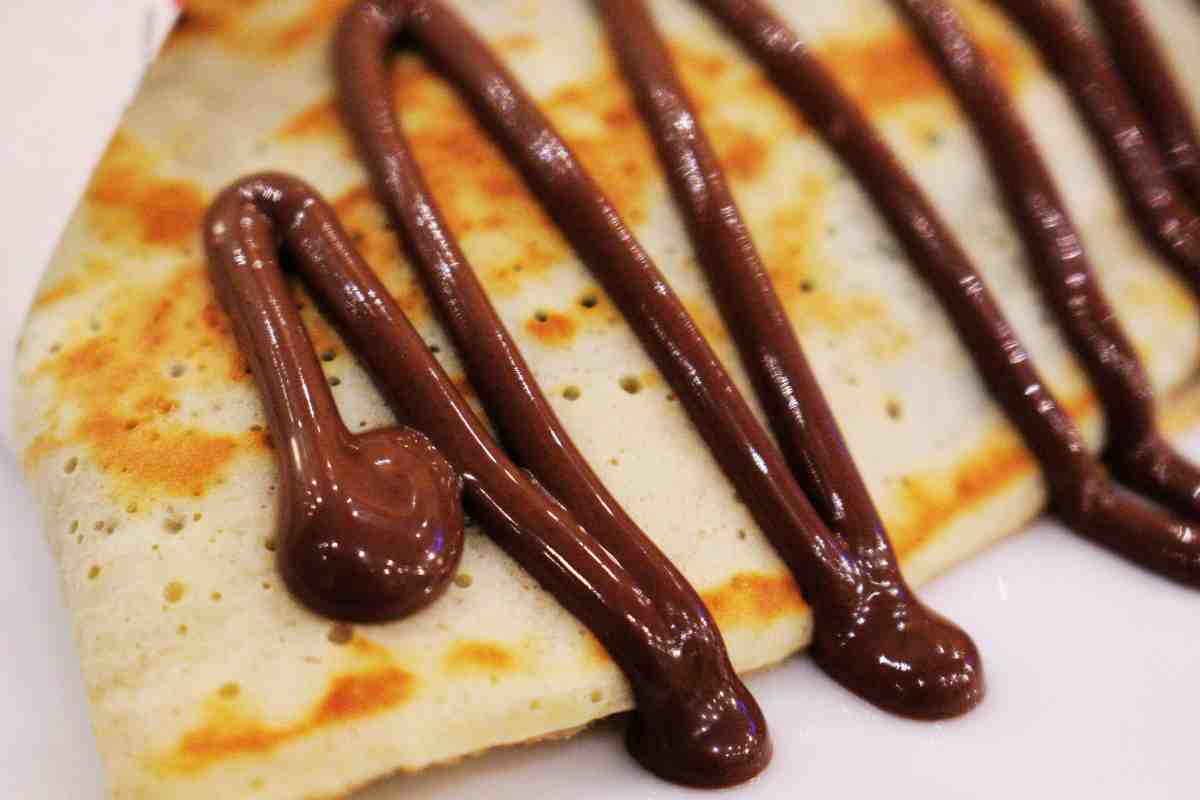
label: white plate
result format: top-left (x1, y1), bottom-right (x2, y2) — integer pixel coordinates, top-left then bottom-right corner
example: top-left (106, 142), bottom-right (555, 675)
top-left (4, 3), bottom-right (1199, 797)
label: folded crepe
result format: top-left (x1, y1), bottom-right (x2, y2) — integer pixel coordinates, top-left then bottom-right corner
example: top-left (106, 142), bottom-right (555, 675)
top-left (14, 0), bottom-right (1200, 797)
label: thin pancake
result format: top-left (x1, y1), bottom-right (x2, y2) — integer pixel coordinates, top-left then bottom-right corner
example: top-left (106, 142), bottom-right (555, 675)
top-left (13, 0), bottom-right (1200, 797)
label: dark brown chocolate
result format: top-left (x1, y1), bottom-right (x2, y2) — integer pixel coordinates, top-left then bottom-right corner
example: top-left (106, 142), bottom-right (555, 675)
top-left (692, 0), bottom-right (1200, 583)
top-left (891, 0), bottom-right (1200, 529)
top-left (595, 0), bottom-right (983, 719)
top-left (335, 0), bottom-right (983, 722)
top-left (991, 0), bottom-right (1200, 294)
top-left (206, 170), bottom-right (767, 785)
top-left (206, 177), bottom-right (465, 623)
top-left (1087, 0), bottom-right (1200, 207)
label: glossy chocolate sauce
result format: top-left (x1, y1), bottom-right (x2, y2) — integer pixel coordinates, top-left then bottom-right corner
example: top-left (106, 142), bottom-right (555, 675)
top-left (205, 174), bottom-right (768, 786)
top-left (206, 178), bottom-right (465, 623)
top-left (336, 0), bottom-right (984, 721)
top-left (595, 0), bottom-right (984, 717)
top-left (206, 0), bottom-right (1200, 784)
top-left (1086, 0), bottom-right (1200, 207)
top-left (890, 0), bottom-right (1200, 526)
top-left (991, 0), bottom-right (1200, 294)
top-left (692, 0), bottom-right (1200, 583)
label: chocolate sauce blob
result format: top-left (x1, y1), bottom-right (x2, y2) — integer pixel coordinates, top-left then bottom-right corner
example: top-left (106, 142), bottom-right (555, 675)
top-left (207, 171), bottom-right (768, 787)
top-left (336, 0), bottom-right (983, 721)
top-left (990, 0), bottom-right (1200, 294)
top-left (692, 0), bottom-right (1200, 582)
top-left (206, 180), bottom-right (465, 623)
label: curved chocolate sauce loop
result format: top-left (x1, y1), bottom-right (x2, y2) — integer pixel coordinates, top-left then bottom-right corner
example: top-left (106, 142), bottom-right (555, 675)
top-left (206, 174), bottom-right (768, 787)
top-left (889, 0), bottom-right (1200, 526)
top-left (693, 0), bottom-right (1200, 583)
top-left (206, 178), bottom-right (465, 623)
top-left (1086, 0), bottom-right (1200, 207)
top-left (989, 0), bottom-right (1200, 294)
top-left (336, 0), bottom-right (982, 719)
top-left (594, 0), bottom-right (983, 718)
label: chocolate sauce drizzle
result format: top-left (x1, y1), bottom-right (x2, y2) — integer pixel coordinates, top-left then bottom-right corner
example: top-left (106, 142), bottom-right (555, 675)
top-left (205, 179), bottom-right (465, 623)
top-left (889, 0), bottom-right (1200, 533)
top-left (1086, 0), bottom-right (1200, 207)
top-left (594, 0), bottom-right (984, 716)
top-left (990, 0), bottom-right (1200, 294)
top-left (691, 0), bottom-right (1200, 582)
top-left (204, 0), bottom-right (1200, 785)
top-left (205, 174), bottom-right (768, 787)
top-left (336, 0), bottom-right (983, 722)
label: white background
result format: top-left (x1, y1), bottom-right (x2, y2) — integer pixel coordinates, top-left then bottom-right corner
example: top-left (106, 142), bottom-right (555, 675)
top-left (2, 2), bottom-right (1198, 798)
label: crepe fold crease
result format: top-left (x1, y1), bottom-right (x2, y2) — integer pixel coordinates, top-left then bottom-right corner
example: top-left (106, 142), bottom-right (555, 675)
top-left (13, 0), bottom-right (1200, 797)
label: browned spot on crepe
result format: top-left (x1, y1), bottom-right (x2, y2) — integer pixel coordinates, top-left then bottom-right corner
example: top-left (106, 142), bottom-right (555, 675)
top-left (720, 134), bottom-right (771, 183)
top-left (85, 133), bottom-right (207, 249)
top-left (666, 42), bottom-right (799, 186)
top-left (164, 6), bottom-right (233, 49)
top-left (681, 278), bottom-right (908, 361)
top-left (702, 572), bottom-right (807, 629)
top-left (348, 634), bottom-right (392, 660)
top-left (25, 266), bottom-right (265, 499)
top-left (167, 0), bottom-right (351, 55)
top-left (697, 393), bottom-right (1099, 633)
top-left (279, 98), bottom-right (340, 138)
top-left (443, 641), bottom-right (519, 675)
top-left (582, 632), bottom-right (614, 667)
top-left (75, 411), bottom-right (238, 499)
top-left (669, 171), bottom-right (911, 361)
top-left (543, 64), bottom-right (658, 231)
top-left (525, 311), bottom-right (578, 346)
top-left (32, 276), bottom-right (85, 310)
top-left (820, 29), bottom-right (1013, 117)
top-left (23, 432), bottom-right (66, 472)
top-left (33, 261), bottom-right (115, 309)
top-left (767, 191), bottom-right (912, 361)
top-left (889, 391), bottom-right (1098, 556)
top-left (272, 0), bottom-right (355, 53)
top-left (830, 19), bottom-right (1032, 114)
top-left (497, 33), bottom-right (538, 53)
top-left (159, 636), bottom-right (413, 774)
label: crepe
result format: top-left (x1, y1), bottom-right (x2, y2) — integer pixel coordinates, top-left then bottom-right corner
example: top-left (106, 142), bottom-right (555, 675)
top-left (13, 0), bottom-right (1200, 797)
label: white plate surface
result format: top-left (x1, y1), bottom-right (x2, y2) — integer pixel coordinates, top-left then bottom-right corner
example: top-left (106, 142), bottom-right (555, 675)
top-left (3, 2), bottom-right (1199, 798)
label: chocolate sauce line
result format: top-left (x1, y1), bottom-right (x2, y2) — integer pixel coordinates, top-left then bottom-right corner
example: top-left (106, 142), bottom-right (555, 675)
top-left (595, 0), bottom-right (983, 718)
top-left (990, 0), bottom-right (1200, 295)
top-left (889, 0), bottom-right (1200, 526)
top-left (1085, 0), bottom-right (1200, 208)
top-left (206, 173), bottom-right (768, 787)
top-left (336, 0), bottom-right (990, 721)
top-left (694, 0), bottom-right (1200, 583)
